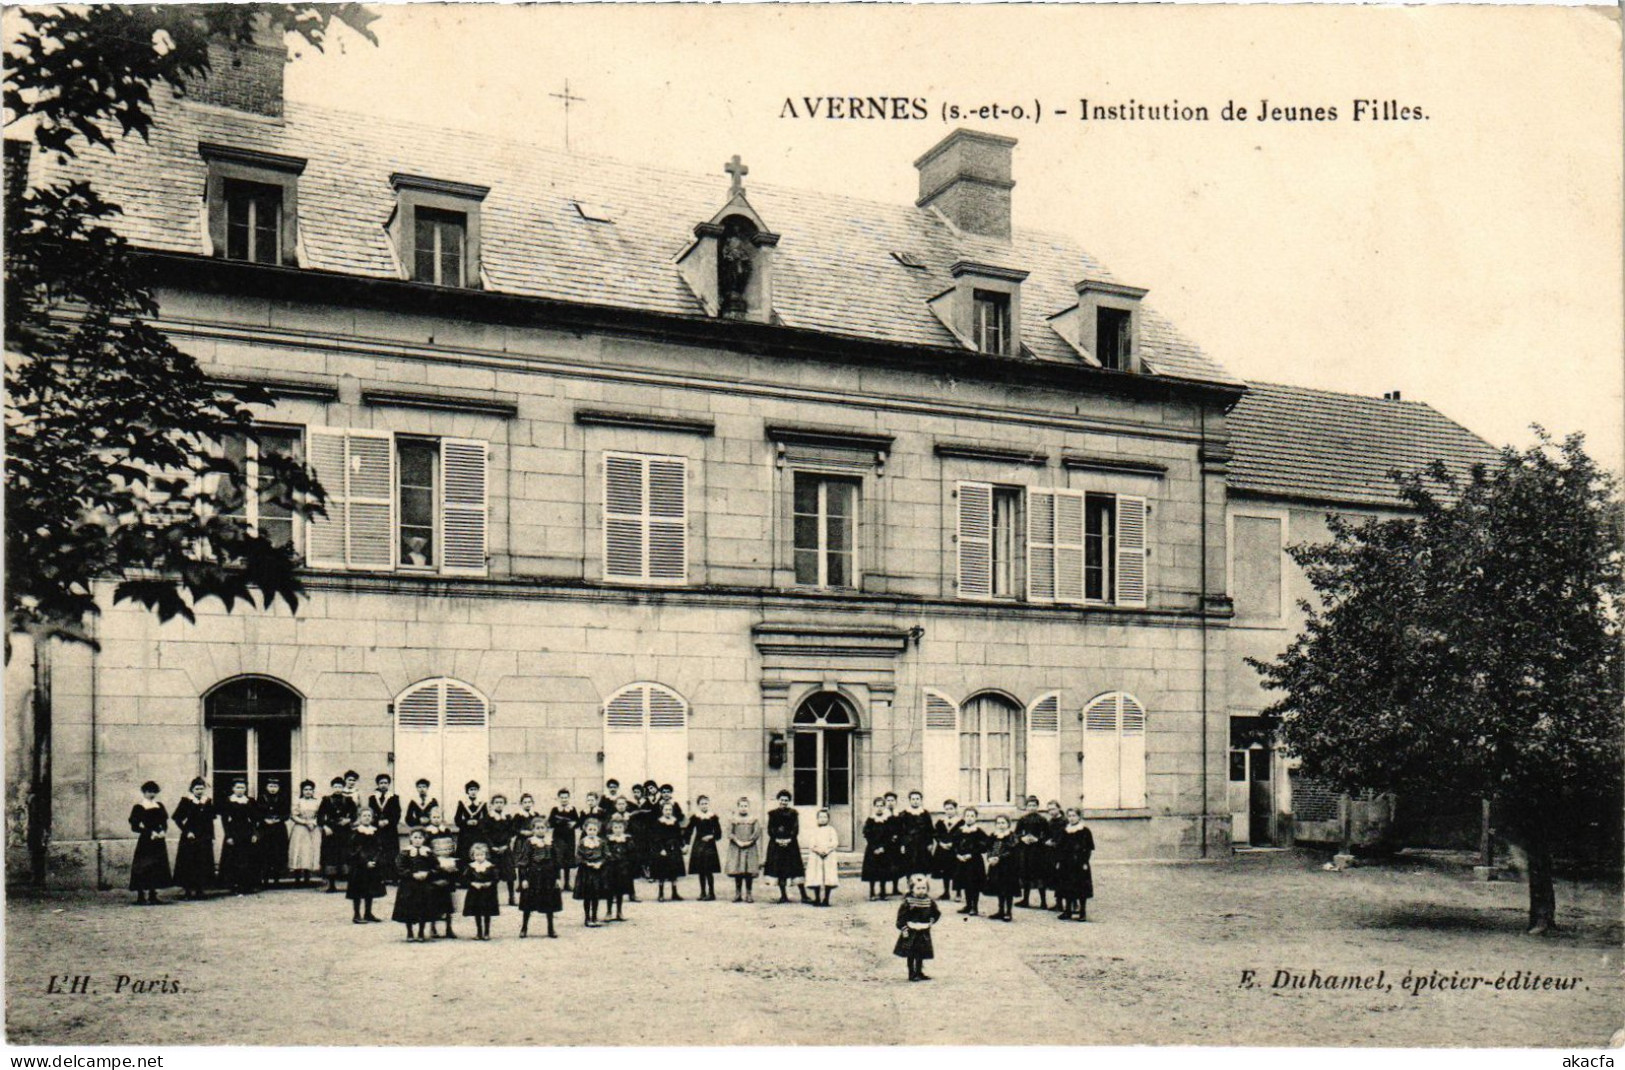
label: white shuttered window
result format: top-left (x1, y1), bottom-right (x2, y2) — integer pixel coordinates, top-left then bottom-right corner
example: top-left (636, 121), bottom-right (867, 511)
top-left (393, 678), bottom-right (491, 802)
top-left (1026, 487), bottom-right (1149, 607)
top-left (1082, 692), bottom-right (1148, 810)
top-left (922, 690), bottom-right (959, 805)
top-left (604, 453), bottom-right (688, 584)
top-left (601, 683), bottom-right (691, 802)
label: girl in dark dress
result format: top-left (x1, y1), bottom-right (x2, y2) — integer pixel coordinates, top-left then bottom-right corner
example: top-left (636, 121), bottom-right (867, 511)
top-left (425, 806), bottom-right (461, 939)
top-left (256, 778), bottom-right (290, 888)
top-left (218, 779), bottom-right (260, 895)
top-left (515, 815), bottom-right (563, 938)
top-left (172, 777), bottom-right (215, 899)
top-left (894, 875), bottom-right (943, 982)
top-left (882, 792), bottom-right (903, 895)
top-left (393, 829), bottom-right (437, 942)
top-left (649, 801), bottom-right (687, 900)
top-left (684, 795), bottom-right (723, 900)
top-left (453, 781), bottom-right (488, 861)
top-left (861, 798), bottom-right (891, 900)
top-left (608, 796), bottom-right (639, 902)
top-left (764, 790), bottom-right (809, 903)
top-left (1057, 808), bottom-right (1096, 922)
top-left (404, 779), bottom-right (438, 833)
top-left (897, 791), bottom-right (935, 880)
top-left (462, 842), bottom-right (501, 940)
top-left (481, 794), bottom-right (516, 905)
top-left (1043, 800), bottom-right (1068, 912)
top-left (932, 799), bottom-right (961, 901)
top-left (1015, 797), bottom-right (1051, 909)
top-left (316, 776), bottom-right (356, 892)
top-left (573, 816), bottom-right (606, 928)
top-left (983, 814), bottom-right (1020, 921)
top-left (368, 774), bottom-right (402, 883)
top-left (345, 806), bottom-right (387, 923)
top-left (128, 781), bottom-right (171, 904)
top-left (548, 789), bottom-right (579, 892)
top-left (952, 808), bottom-right (989, 916)
top-left (603, 814), bottom-right (633, 922)
top-left (627, 784), bottom-right (652, 883)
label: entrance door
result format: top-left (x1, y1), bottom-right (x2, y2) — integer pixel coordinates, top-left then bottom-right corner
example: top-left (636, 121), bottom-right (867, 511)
top-left (1247, 743), bottom-right (1273, 846)
top-left (791, 692), bottom-right (856, 849)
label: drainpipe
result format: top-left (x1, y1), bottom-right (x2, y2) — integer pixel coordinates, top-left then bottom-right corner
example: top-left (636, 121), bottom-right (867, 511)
top-left (1198, 406), bottom-right (1210, 859)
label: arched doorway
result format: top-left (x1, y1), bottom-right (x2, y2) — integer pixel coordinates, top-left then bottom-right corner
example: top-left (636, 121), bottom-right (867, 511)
top-left (792, 691), bottom-right (856, 848)
top-left (203, 676), bottom-right (301, 807)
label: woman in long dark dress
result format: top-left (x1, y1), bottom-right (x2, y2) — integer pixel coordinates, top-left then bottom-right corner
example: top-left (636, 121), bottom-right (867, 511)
top-left (481, 794), bottom-right (516, 905)
top-left (1043, 800), bottom-right (1068, 912)
top-left (931, 799), bottom-right (961, 901)
top-left (573, 816), bottom-right (607, 927)
top-left (217, 779), bottom-right (260, 895)
top-left (404, 779), bottom-right (438, 832)
top-left (983, 814), bottom-right (1021, 921)
top-left (453, 781), bottom-right (488, 861)
top-left (1057, 808), bottom-right (1096, 922)
top-left (896, 791), bottom-right (935, 880)
top-left (172, 777), bottom-right (215, 899)
top-left (650, 801), bottom-right (687, 901)
top-left (684, 795), bottom-right (723, 901)
top-left (893, 874), bottom-right (943, 982)
top-left (256, 778), bottom-right (290, 888)
top-left (128, 781), bottom-right (171, 904)
top-left (763, 790), bottom-right (809, 903)
top-left (345, 807), bottom-right (388, 923)
top-left (393, 829), bottom-right (437, 942)
top-left (515, 814), bottom-right (563, 938)
top-left (1015, 797), bottom-right (1051, 909)
top-left (316, 776), bottom-right (356, 892)
top-left (548, 789), bottom-right (579, 892)
top-left (951, 808), bottom-right (989, 916)
top-left (861, 798), bottom-right (891, 900)
top-left (461, 842), bottom-right (501, 940)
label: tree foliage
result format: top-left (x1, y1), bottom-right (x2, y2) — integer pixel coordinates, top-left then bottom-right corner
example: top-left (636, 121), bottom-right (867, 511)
top-left (3, 5), bottom-right (376, 646)
top-left (1250, 431), bottom-right (1624, 931)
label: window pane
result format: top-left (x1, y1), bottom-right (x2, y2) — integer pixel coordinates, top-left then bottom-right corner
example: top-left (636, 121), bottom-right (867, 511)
top-left (398, 440), bottom-right (437, 567)
top-left (793, 768), bottom-right (818, 807)
top-left (793, 515), bottom-right (820, 556)
top-left (220, 434), bottom-right (248, 518)
top-left (792, 730), bottom-right (817, 772)
top-left (414, 245), bottom-right (438, 284)
top-left (825, 481), bottom-right (855, 518)
top-left (794, 549), bottom-right (820, 586)
top-left (826, 550), bottom-right (850, 588)
top-left (1229, 751), bottom-right (1247, 782)
top-left (793, 473), bottom-right (819, 516)
top-left (826, 514), bottom-right (851, 553)
top-left (212, 726), bottom-right (248, 771)
top-left (1086, 495), bottom-right (1116, 601)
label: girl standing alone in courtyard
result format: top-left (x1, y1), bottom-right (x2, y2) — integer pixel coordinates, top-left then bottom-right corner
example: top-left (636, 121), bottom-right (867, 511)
top-left (894, 874), bottom-right (942, 982)
top-left (462, 841), bottom-right (501, 940)
top-left (128, 781), bottom-right (170, 905)
top-left (725, 796), bottom-right (761, 903)
top-left (804, 808), bottom-right (841, 907)
top-left (685, 795), bottom-right (722, 901)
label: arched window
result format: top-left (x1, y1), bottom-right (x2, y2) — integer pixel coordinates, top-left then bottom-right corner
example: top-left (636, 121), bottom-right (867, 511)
top-left (393, 678), bottom-right (490, 802)
top-left (959, 692), bottom-right (1025, 806)
top-left (204, 676), bottom-right (301, 805)
top-left (1083, 692), bottom-right (1147, 809)
top-left (602, 683), bottom-right (690, 803)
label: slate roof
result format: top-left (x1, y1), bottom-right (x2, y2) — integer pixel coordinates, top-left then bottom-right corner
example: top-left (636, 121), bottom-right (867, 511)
top-left (43, 96), bottom-right (1240, 387)
top-left (1227, 382), bottom-right (1501, 508)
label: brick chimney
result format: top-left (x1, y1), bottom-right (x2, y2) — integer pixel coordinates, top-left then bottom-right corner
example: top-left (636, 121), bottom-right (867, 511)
top-left (914, 129), bottom-right (1017, 241)
top-left (186, 18), bottom-right (287, 118)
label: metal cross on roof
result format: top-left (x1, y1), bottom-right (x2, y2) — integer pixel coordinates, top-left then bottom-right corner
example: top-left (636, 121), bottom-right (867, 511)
top-left (725, 154), bottom-right (749, 196)
top-left (549, 79), bottom-right (586, 152)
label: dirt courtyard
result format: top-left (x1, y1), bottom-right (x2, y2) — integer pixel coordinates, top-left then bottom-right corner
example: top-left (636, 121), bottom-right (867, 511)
top-left (6, 851), bottom-right (1621, 1047)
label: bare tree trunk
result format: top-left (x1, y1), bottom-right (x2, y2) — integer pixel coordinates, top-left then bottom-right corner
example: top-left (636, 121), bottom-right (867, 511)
top-left (1522, 810), bottom-right (1556, 936)
top-left (28, 637), bottom-right (52, 888)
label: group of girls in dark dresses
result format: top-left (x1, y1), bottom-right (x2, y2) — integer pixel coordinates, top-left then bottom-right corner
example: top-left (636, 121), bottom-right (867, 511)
top-left (865, 793), bottom-right (1096, 921)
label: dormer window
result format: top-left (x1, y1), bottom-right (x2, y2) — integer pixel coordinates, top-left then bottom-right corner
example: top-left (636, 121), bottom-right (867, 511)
top-left (199, 142), bottom-right (305, 267)
top-left (223, 179), bottom-right (283, 264)
top-left (1097, 306), bottom-right (1132, 370)
top-left (388, 173), bottom-right (489, 289)
top-left (413, 207), bottom-right (467, 287)
top-left (973, 290), bottom-right (1011, 356)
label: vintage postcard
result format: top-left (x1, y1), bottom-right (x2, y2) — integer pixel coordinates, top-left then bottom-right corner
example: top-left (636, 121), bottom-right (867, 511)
top-left (2, 1), bottom-right (1620, 1057)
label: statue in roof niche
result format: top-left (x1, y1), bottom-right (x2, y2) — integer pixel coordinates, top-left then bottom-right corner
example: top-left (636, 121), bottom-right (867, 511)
top-left (718, 214), bottom-right (757, 318)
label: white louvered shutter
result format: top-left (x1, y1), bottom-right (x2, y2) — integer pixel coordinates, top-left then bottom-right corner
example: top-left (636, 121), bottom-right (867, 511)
top-left (1119, 694), bottom-right (1147, 807)
top-left (345, 431), bottom-right (395, 570)
top-left (644, 685), bottom-right (690, 803)
top-left (440, 439), bottom-right (488, 576)
top-left (604, 454), bottom-right (646, 581)
top-left (440, 680), bottom-right (491, 797)
top-left (603, 687), bottom-right (647, 786)
top-left (1083, 693), bottom-right (1122, 810)
top-left (957, 482), bottom-right (993, 599)
top-left (921, 690), bottom-right (959, 806)
top-left (393, 683), bottom-right (445, 797)
top-left (1054, 490), bottom-right (1087, 603)
top-left (305, 429), bottom-right (349, 568)
top-left (646, 459), bottom-right (687, 583)
top-left (1027, 490), bottom-right (1056, 602)
top-left (1026, 693), bottom-right (1061, 805)
top-left (1116, 495), bottom-right (1149, 607)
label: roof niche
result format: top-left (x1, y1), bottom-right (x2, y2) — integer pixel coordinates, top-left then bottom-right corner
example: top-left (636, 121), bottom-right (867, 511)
top-left (675, 155), bottom-right (780, 324)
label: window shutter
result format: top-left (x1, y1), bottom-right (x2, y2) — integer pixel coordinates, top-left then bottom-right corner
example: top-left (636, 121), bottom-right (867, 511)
top-left (345, 432), bottom-right (395, 570)
top-left (1083, 693), bottom-right (1122, 810)
top-left (1116, 494), bottom-right (1149, 607)
top-left (603, 686), bottom-right (647, 787)
top-left (440, 438), bottom-right (488, 576)
top-left (437, 680), bottom-right (490, 799)
top-left (646, 458), bottom-right (687, 583)
top-left (1054, 490), bottom-right (1086, 603)
top-left (1119, 694), bottom-right (1147, 808)
top-left (921, 690), bottom-right (959, 806)
top-left (644, 684), bottom-right (690, 803)
top-left (1027, 490), bottom-right (1055, 602)
top-left (393, 682), bottom-right (445, 798)
top-left (604, 454), bottom-right (646, 581)
top-left (305, 429), bottom-right (348, 568)
top-left (956, 482), bottom-right (993, 599)
top-left (1025, 693), bottom-right (1061, 805)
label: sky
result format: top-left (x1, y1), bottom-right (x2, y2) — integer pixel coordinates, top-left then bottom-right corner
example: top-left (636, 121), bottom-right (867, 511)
top-left (287, 4), bottom-right (1623, 468)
